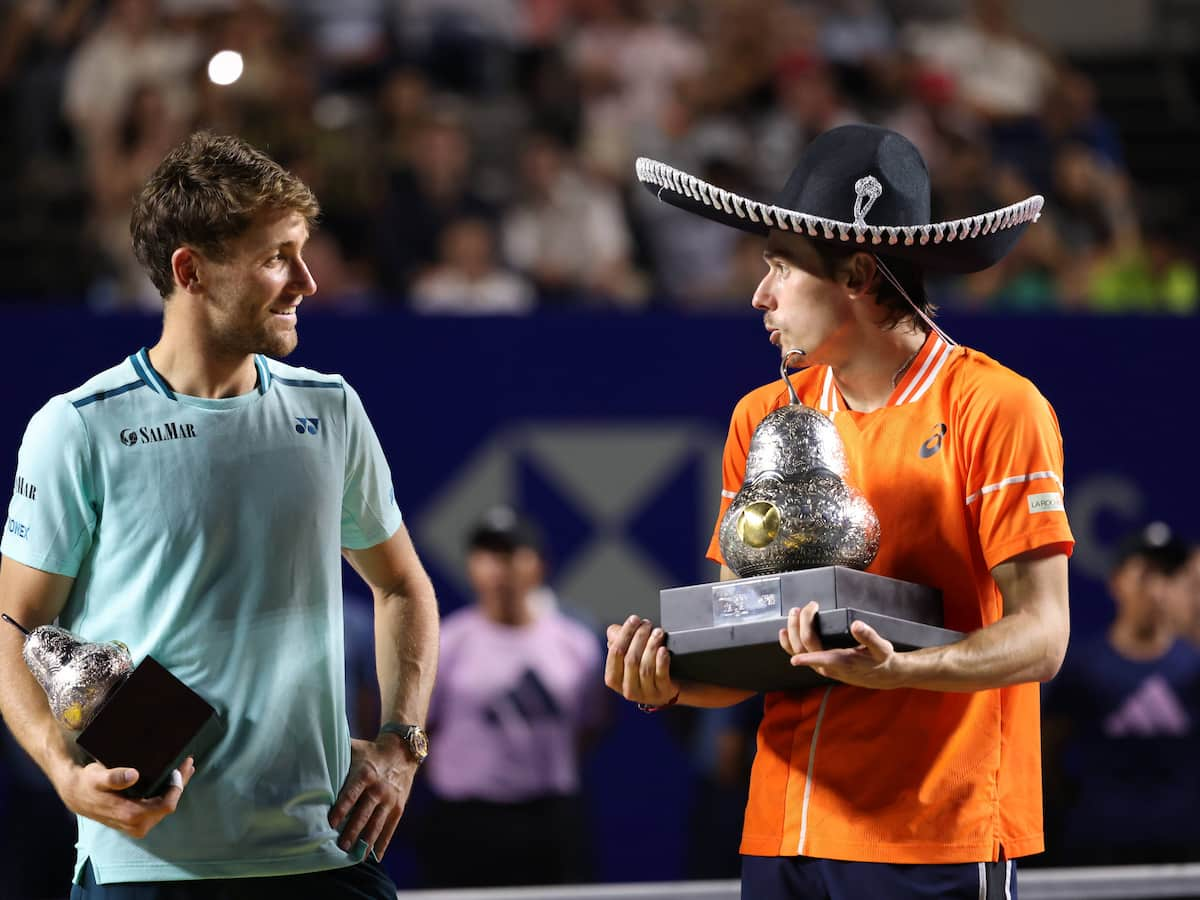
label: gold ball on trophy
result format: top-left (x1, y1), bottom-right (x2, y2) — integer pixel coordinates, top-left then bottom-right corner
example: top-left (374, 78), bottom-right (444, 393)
top-left (63, 704), bottom-right (84, 729)
top-left (737, 501), bottom-right (781, 548)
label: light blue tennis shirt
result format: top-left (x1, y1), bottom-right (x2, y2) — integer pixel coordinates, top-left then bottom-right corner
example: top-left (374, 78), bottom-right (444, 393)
top-left (1, 349), bottom-right (403, 884)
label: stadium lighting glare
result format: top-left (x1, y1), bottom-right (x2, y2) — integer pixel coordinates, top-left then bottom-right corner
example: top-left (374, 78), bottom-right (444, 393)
top-left (207, 50), bottom-right (244, 86)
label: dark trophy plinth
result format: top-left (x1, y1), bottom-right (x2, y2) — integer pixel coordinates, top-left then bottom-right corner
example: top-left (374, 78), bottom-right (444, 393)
top-left (76, 657), bottom-right (223, 798)
top-left (3, 615), bottom-right (223, 799)
top-left (660, 353), bottom-right (963, 693)
top-left (661, 567), bottom-right (961, 692)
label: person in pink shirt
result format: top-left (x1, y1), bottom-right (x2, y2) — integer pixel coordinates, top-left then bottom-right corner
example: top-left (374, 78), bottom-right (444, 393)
top-left (418, 506), bottom-right (608, 887)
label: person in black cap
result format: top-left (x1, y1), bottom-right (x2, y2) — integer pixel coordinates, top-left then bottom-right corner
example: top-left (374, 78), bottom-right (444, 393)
top-left (1042, 521), bottom-right (1200, 866)
top-left (605, 124), bottom-right (1074, 899)
top-left (416, 506), bottom-right (607, 887)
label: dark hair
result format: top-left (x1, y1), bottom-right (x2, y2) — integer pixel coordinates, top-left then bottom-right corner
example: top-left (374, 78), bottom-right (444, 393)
top-left (810, 243), bottom-right (933, 330)
top-left (466, 506), bottom-right (543, 555)
top-left (130, 131), bottom-right (320, 298)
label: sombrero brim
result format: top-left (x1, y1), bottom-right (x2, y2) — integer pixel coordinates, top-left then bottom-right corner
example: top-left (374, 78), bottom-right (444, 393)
top-left (636, 157), bottom-right (1043, 274)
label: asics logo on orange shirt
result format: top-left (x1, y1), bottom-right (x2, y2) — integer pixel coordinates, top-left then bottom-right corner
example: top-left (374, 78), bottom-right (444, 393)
top-left (919, 423), bottom-right (947, 458)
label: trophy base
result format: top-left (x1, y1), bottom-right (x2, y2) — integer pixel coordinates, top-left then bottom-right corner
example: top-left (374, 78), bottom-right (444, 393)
top-left (75, 656), bottom-right (223, 799)
top-left (660, 567), bottom-right (962, 692)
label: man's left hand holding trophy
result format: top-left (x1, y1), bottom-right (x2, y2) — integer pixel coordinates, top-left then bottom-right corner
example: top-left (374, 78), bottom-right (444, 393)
top-left (777, 600), bottom-right (903, 689)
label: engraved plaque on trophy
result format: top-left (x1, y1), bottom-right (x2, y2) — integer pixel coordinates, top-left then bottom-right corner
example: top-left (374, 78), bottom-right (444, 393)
top-left (3, 615), bottom-right (223, 798)
top-left (660, 354), bottom-right (962, 692)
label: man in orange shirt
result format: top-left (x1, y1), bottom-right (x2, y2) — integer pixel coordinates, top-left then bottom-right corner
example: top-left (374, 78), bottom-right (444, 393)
top-left (605, 124), bottom-right (1072, 899)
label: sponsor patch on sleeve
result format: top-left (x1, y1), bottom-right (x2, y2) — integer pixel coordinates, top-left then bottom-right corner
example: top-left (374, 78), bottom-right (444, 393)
top-left (1028, 492), bottom-right (1065, 514)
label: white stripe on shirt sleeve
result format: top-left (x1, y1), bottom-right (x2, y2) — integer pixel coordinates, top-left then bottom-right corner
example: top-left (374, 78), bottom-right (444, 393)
top-left (965, 471), bottom-right (1064, 506)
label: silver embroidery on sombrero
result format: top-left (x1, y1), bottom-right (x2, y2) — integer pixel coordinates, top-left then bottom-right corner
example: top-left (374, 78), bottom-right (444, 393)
top-left (635, 157), bottom-right (1043, 246)
top-left (853, 175), bottom-right (882, 227)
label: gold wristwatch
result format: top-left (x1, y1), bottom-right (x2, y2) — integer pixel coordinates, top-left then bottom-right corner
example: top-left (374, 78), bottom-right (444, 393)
top-left (379, 722), bottom-right (429, 765)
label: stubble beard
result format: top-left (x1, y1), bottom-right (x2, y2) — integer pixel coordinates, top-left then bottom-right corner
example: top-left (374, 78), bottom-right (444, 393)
top-left (258, 325), bottom-right (298, 359)
top-left (211, 308), bottom-right (298, 361)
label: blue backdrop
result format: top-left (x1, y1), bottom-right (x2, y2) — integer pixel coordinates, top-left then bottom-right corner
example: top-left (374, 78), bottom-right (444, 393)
top-left (0, 309), bottom-right (1194, 885)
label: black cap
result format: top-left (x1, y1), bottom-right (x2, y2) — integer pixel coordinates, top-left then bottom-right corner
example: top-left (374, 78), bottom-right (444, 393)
top-left (466, 506), bottom-right (543, 555)
top-left (1113, 521), bottom-right (1191, 576)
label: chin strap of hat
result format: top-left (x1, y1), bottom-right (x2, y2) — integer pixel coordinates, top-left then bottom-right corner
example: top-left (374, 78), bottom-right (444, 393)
top-left (872, 254), bottom-right (958, 348)
top-left (779, 348), bottom-right (807, 405)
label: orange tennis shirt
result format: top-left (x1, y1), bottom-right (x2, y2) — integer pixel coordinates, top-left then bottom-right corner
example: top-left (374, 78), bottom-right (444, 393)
top-left (706, 332), bottom-right (1074, 864)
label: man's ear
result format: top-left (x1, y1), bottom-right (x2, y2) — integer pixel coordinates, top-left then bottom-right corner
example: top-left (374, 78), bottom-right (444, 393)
top-left (170, 247), bottom-right (204, 295)
top-left (844, 253), bottom-right (879, 296)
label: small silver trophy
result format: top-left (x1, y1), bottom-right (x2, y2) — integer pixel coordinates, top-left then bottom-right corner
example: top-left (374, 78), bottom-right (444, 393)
top-left (3, 613), bottom-right (222, 797)
top-left (3, 617), bottom-right (133, 731)
top-left (660, 353), bottom-right (959, 691)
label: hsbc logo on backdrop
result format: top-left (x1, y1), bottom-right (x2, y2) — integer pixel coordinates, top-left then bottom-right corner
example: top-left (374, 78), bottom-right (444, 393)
top-left (416, 422), bottom-right (723, 624)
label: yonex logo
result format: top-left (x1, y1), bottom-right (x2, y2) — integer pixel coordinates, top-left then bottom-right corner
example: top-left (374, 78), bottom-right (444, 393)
top-left (294, 417), bottom-right (320, 435)
top-left (919, 423), bottom-right (946, 458)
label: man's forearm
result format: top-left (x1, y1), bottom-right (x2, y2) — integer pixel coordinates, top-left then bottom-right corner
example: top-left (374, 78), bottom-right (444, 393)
top-left (899, 603), bottom-right (1066, 692)
top-left (677, 681), bottom-right (757, 708)
top-left (781, 552), bottom-right (1069, 694)
top-left (374, 580), bottom-right (439, 727)
top-left (897, 553), bottom-right (1070, 692)
top-left (0, 558), bottom-right (79, 783)
top-left (0, 632), bottom-right (76, 786)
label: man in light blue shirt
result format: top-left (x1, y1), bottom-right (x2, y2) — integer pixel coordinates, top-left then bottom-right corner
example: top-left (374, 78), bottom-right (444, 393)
top-left (0, 132), bottom-right (439, 898)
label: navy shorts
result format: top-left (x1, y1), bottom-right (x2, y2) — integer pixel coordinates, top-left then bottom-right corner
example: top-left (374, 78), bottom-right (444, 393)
top-left (70, 858), bottom-right (397, 900)
top-left (742, 854), bottom-right (1017, 900)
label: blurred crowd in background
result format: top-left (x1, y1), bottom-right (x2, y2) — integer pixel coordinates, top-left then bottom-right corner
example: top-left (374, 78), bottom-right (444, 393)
top-left (0, 0), bottom-right (1197, 314)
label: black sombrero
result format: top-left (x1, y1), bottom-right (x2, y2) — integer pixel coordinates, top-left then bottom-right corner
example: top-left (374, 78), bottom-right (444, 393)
top-left (635, 124), bottom-right (1041, 274)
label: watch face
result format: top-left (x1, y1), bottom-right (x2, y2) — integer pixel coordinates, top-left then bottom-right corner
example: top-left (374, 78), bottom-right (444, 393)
top-left (409, 729), bottom-right (429, 760)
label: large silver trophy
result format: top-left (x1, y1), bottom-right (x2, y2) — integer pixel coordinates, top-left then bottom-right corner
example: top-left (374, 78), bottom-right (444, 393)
top-left (3, 614), bottom-right (222, 798)
top-left (717, 398), bottom-right (879, 576)
top-left (661, 352), bottom-right (961, 691)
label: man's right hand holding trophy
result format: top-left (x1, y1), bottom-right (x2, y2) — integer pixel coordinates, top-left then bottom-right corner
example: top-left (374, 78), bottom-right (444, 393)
top-left (2, 602), bottom-right (208, 839)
